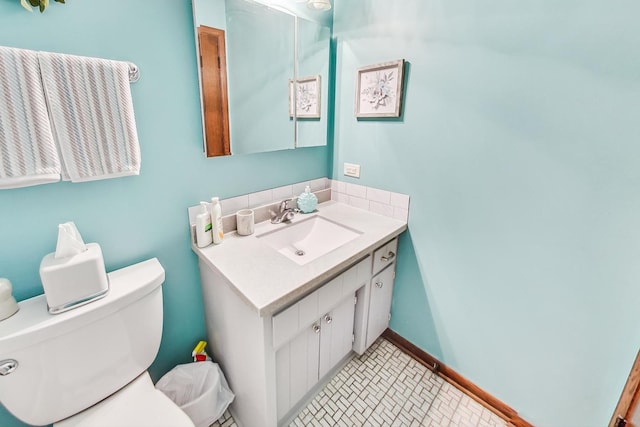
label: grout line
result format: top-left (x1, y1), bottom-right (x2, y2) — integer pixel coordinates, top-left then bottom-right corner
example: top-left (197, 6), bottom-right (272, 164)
top-left (422, 371), bottom-right (447, 426)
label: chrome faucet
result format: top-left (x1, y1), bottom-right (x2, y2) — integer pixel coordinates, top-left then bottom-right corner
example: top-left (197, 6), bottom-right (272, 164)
top-left (271, 198), bottom-right (298, 224)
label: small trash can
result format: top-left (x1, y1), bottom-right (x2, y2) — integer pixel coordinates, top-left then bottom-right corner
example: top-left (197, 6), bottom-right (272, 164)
top-left (156, 361), bottom-right (234, 427)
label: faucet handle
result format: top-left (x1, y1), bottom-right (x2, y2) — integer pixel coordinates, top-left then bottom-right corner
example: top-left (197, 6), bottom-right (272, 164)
top-left (279, 198), bottom-right (293, 212)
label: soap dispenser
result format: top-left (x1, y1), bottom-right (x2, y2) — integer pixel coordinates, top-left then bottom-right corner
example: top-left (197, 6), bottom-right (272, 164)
top-left (195, 202), bottom-right (213, 248)
top-left (297, 185), bottom-right (318, 213)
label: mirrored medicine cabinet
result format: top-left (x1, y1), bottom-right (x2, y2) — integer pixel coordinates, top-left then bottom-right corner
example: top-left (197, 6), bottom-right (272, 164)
top-left (192, 0), bottom-right (332, 157)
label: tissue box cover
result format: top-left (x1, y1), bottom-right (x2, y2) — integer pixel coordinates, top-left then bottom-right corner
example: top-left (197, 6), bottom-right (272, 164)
top-left (39, 243), bottom-right (109, 314)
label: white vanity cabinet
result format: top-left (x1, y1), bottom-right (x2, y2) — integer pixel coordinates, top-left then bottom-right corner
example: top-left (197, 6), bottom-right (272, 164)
top-left (194, 201), bottom-right (407, 427)
top-left (197, 255), bottom-right (372, 427)
top-left (197, 237), bottom-right (400, 427)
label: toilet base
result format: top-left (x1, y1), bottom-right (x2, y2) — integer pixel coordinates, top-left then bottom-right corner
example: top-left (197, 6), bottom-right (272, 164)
top-left (54, 372), bottom-right (194, 427)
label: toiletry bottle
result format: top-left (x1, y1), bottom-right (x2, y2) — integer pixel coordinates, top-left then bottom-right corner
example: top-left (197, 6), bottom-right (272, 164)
top-left (297, 185), bottom-right (318, 213)
top-left (210, 197), bottom-right (224, 244)
top-left (195, 202), bottom-right (213, 248)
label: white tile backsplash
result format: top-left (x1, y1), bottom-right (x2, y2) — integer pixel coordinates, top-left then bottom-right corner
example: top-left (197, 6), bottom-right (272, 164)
top-left (369, 200), bottom-right (394, 218)
top-left (330, 179), bottom-right (410, 222)
top-left (187, 205), bottom-right (201, 225)
top-left (272, 185), bottom-right (293, 201)
top-left (248, 189), bottom-right (273, 208)
top-left (393, 207), bottom-right (409, 222)
top-left (309, 177), bottom-right (329, 192)
top-left (335, 192), bottom-right (349, 204)
top-left (331, 180), bottom-right (346, 193)
top-left (366, 187), bottom-right (391, 205)
top-left (348, 195), bottom-right (370, 210)
top-left (291, 181), bottom-right (308, 196)
top-left (220, 195), bottom-right (249, 216)
top-left (189, 178), bottom-right (332, 226)
top-left (390, 192), bottom-right (410, 209)
top-left (346, 183), bottom-right (367, 198)
top-left (189, 178), bottom-right (408, 236)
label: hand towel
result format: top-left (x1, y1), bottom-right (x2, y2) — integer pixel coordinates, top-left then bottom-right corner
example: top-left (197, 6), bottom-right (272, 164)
top-left (0, 46), bottom-right (61, 189)
top-left (38, 52), bottom-right (140, 182)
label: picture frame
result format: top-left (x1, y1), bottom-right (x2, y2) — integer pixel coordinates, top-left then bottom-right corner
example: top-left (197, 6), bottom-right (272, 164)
top-left (289, 74), bottom-right (321, 119)
top-left (355, 59), bottom-right (405, 118)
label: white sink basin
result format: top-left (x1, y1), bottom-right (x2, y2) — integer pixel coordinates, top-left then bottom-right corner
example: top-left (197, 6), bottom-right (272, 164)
top-left (257, 216), bottom-right (362, 265)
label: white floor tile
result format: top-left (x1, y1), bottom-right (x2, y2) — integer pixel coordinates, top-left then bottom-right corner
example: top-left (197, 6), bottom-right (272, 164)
top-left (209, 338), bottom-right (509, 427)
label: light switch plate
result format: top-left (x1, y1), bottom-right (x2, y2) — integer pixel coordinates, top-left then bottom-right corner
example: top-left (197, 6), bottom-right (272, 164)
top-left (344, 162), bottom-right (361, 178)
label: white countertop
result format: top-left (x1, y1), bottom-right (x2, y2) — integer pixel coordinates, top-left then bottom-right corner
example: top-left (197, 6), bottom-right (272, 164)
top-left (192, 201), bottom-right (407, 316)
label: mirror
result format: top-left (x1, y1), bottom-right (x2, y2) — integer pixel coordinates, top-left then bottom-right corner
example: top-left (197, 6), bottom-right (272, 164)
top-left (192, 0), bottom-right (332, 157)
top-left (296, 16), bottom-right (330, 149)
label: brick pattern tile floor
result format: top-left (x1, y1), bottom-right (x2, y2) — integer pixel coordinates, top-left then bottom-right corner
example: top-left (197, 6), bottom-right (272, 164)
top-left (210, 338), bottom-right (507, 427)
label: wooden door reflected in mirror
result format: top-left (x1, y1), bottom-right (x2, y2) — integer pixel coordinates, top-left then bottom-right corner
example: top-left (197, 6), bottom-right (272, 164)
top-left (198, 26), bottom-right (231, 157)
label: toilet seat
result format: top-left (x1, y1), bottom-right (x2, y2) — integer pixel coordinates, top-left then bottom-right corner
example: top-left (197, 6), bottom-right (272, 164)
top-left (54, 372), bottom-right (195, 427)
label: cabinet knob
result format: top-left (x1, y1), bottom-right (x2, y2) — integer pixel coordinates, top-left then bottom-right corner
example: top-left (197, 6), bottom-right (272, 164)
top-left (324, 314), bottom-right (332, 324)
top-left (375, 280), bottom-right (383, 288)
top-left (312, 323), bottom-right (321, 334)
top-left (381, 251), bottom-right (395, 262)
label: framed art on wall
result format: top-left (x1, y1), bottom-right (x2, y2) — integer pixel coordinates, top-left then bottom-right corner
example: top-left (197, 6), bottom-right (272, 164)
top-left (289, 74), bottom-right (321, 118)
top-left (355, 59), bottom-right (405, 118)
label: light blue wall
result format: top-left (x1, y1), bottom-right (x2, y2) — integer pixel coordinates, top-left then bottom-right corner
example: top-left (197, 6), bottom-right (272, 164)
top-left (333, 0), bottom-right (640, 425)
top-left (0, 1), bottom-right (328, 426)
top-left (4, 1), bottom-right (640, 426)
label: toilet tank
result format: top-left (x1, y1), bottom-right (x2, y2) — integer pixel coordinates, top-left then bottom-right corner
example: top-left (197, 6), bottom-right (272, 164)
top-left (0, 258), bottom-right (166, 426)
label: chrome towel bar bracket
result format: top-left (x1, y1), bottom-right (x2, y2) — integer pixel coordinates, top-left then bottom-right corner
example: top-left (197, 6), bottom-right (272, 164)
top-left (128, 62), bottom-right (140, 83)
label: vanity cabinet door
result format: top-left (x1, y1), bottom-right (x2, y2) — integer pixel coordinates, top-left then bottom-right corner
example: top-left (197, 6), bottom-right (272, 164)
top-left (366, 264), bottom-right (396, 349)
top-left (276, 322), bottom-right (320, 420)
top-left (319, 295), bottom-right (357, 379)
top-left (275, 294), bottom-right (356, 420)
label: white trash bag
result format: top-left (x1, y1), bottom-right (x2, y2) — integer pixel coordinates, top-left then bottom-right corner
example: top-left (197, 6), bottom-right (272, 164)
top-left (156, 361), bottom-right (234, 427)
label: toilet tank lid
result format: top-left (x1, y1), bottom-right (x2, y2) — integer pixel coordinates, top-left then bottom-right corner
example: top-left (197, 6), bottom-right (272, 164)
top-left (0, 258), bottom-right (165, 355)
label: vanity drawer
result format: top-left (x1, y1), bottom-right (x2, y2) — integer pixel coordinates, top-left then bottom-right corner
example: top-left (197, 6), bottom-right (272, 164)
top-left (373, 238), bottom-right (398, 275)
top-left (272, 255), bottom-right (371, 350)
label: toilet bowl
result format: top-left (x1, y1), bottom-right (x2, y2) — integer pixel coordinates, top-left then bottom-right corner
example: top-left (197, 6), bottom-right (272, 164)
top-left (55, 372), bottom-right (192, 427)
top-left (0, 258), bottom-right (194, 427)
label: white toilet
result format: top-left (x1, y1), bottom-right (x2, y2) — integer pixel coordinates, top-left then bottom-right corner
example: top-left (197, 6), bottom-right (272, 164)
top-left (0, 258), bottom-right (194, 427)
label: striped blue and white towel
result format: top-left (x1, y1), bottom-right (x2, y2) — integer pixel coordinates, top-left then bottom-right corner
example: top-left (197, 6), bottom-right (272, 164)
top-left (38, 52), bottom-right (140, 182)
top-left (0, 46), bottom-right (61, 189)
